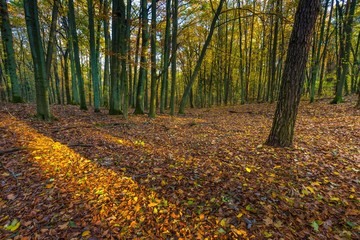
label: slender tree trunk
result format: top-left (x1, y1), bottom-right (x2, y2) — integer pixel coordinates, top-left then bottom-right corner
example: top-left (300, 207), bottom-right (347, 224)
top-left (102, 0), bottom-right (110, 107)
top-left (178, 0), bottom-right (225, 114)
top-left (45, 0), bottom-right (59, 86)
top-left (24, 0), bottom-right (51, 119)
top-left (123, 0), bottom-right (131, 119)
top-left (132, 25), bottom-right (141, 108)
top-left (149, 0), bottom-right (157, 118)
top-left (170, 0), bottom-right (178, 116)
top-left (88, 0), bottom-right (101, 112)
top-left (63, 48), bottom-right (72, 104)
top-left (332, 0), bottom-right (357, 104)
top-left (310, 0), bottom-right (330, 103)
top-left (318, 0), bottom-right (334, 96)
top-left (266, 0), bottom-right (320, 147)
top-left (160, 0), bottom-right (171, 114)
top-left (0, 0), bottom-right (23, 102)
top-left (134, 0), bottom-right (149, 114)
top-left (68, 0), bottom-right (87, 110)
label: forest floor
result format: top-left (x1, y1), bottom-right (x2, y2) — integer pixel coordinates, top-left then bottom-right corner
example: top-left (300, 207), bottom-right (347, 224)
top-left (0, 97), bottom-right (359, 240)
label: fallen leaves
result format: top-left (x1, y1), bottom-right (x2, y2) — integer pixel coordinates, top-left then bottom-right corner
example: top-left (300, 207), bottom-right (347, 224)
top-left (0, 98), bottom-right (359, 239)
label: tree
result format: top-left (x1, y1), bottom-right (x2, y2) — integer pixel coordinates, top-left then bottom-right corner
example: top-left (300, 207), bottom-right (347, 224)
top-left (24, 0), bottom-right (51, 119)
top-left (149, 0), bottom-right (157, 118)
top-left (88, 0), bottom-right (101, 112)
top-left (331, 0), bottom-right (357, 104)
top-left (309, 0), bottom-right (330, 103)
top-left (266, 0), bottom-right (320, 147)
top-left (134, 0), bottom-right (149, 115)
top-left (102, 0), bottom-right (110, 107)
top-left (68, 0), bottom-right (87, 110)
top-left (178, 0), bottom-right (225, 114)
top-left (160, 0), bottom-right (171, 114)
top-left (0, 0), bottom-right (23, 103)
top-left (170, 0), bottom-right (178, 116)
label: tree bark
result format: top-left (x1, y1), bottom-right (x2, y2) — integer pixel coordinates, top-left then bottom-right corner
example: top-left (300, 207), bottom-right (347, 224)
top-left (266, 0), bottom-right (320, 147)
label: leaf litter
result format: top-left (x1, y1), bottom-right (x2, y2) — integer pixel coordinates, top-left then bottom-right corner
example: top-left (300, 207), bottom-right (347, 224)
top-left (0, 97), bottom-right (359, 239)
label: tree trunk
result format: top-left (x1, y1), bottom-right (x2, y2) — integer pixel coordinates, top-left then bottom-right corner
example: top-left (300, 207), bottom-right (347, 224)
top-left (160, 0), bottom-right (171, 114)
top-left (68, 0), bottom-right (87, 110)
top-left (88, 0), bottom-right (101, 112)
top-left (266, 0), bottom-right (320, 147)
top-left (110, 0), bottom-right (126, 115)
top-left (134, 0), bottom-right (149, 114)
top-left (102, 0), bottom-right (110, 107)
top-left (24, 0), bottom-right (51, 119)
top-left (1, 0), bottom-right (23, 102)
top-left (170, 0), bottom-right (178, 116)
top-left (149, 0), bottom-right (157, 118)
top-left (332, 0), bottom-right (357, 104)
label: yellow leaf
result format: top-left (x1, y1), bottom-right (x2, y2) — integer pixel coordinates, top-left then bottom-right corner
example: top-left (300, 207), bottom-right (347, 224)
top-left (82, 230), bottom-right (91, 237)
top-left (306, 186), bottom-right (315, 194)
top-left (231, 228), bottom-right (247, 237)
top-left (236, 213), bottom-right (243, 218)
top-left (134, 204), bottom-right (141, 212)
top-left (330, 197), bottom-right (340, 202)
top-left (4, 219), bottom-right (20, 232)
top-left (245, 168), bottom-right (251, 173)
top-left (263, 231), bottom-right (273, 238)
top-left (153, 208), bottom-right (158, 214)
top-left (129, 221), bottom-right (137, 228)
top-left (10, 222), bottom-right (21, 232)
top-left (199, 214), bottom-right (205, 221)
top-left (133, 196), bottom-right (138, 202)
top-left (148, 202), bottom-right (158, 207)
top-left (220, 218), bottom-right (227, 227)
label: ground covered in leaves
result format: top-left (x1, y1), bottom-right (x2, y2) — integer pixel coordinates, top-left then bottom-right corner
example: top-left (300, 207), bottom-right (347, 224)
top-left (0, 97), bottom-right (359, 239)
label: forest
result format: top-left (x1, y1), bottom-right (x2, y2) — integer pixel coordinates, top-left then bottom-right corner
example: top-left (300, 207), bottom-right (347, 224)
top-left (0, 0), bottom-right (359, 239)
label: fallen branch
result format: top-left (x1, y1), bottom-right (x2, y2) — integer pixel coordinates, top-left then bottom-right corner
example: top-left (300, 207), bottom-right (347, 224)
top-left (52, 125), bottom-right (92, 133)
top-left (0, 148), bottom-right (24, 155)
top-left (68, 144), bottom-right (93, 148)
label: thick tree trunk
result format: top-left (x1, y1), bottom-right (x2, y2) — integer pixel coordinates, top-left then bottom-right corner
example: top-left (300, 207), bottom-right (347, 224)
top-left (110, 0), bottom-right (126, 115)
top-left (266, 0), bottom-right (320, 147)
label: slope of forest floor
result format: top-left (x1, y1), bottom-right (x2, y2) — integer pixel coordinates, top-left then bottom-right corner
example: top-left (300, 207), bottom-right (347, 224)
top-left (0, 97), bottom-right (359, 239)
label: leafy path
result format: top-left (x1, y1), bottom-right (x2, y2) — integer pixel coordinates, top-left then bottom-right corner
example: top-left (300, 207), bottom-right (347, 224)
top-left (0, 98), bottom-right (359, 239)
